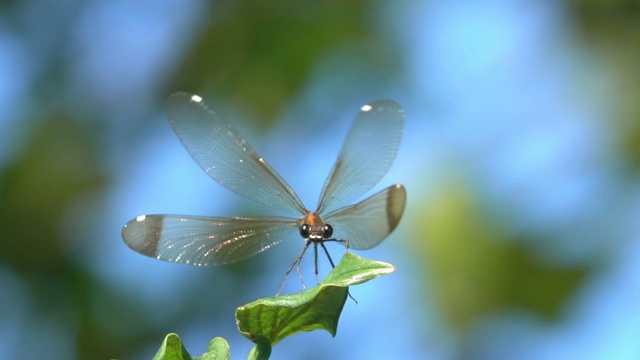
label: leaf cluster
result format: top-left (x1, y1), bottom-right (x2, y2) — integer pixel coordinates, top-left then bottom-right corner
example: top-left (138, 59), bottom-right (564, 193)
top-left (149, 252), bottom-right (394, 360)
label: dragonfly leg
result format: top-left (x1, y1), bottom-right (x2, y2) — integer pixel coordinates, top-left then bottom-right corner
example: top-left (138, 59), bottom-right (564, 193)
top-left (314, 241), bottom-right (320, 284)
top-left (276, 239), bottom-right (312, 296)
top-left (319, 239), bottom-right (358, 304)
top-left (324, 238), bottom-right (349, 252)
top-left (319, 241), bottom-right (336, 269)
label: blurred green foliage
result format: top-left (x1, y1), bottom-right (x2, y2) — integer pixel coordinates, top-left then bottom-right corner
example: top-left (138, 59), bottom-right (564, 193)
top-left (570, 0), bottom-right (640, 170)
top-left (410, 180), bottom-right (587, 329)
top-left (172, 0), bottom-right (397, 125)
top-left (0, 113), bottom-right (103, 271)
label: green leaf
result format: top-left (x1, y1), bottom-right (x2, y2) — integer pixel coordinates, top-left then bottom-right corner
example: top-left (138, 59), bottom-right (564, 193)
top-left (152, 334), bottom-right (231, 360)
top-left (197, 337), bottom-right (231, 360)
top-left (152, 333), bottom-right (192, 360)
top-left (235, 252), bottom-right (395, 347)
top-left (321, 251), bottom-right (396, 287)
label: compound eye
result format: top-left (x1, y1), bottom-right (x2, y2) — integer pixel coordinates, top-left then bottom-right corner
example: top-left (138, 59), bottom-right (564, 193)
top-left (322, 224), bottom-right (333, 238)
top-left (300, 224), bottom-right (311, 238)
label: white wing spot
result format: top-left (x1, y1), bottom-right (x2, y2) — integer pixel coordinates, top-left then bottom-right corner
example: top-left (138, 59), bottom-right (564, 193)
top-left (136, 215), bottom-right (146, 222)
top-left (361, 104), bottom-right (372, 112)
top-left (191, 95), bottom-right (203, 103)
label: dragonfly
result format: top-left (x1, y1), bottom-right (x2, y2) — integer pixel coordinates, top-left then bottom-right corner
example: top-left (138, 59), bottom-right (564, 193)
top-left (122, 93), bottom-right (406, 294)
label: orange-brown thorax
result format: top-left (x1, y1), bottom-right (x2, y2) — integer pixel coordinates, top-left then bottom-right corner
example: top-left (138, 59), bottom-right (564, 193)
top-left (302, 211), bottom-right (325, 232)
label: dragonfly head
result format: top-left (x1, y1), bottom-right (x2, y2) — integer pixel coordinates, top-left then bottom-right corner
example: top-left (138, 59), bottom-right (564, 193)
top-left (300, 211), bottom-right (334, 240)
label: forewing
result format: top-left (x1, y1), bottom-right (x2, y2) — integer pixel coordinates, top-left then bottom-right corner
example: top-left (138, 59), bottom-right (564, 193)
top-left (122, 215), bottom-right (300, 265)
top-left (316, 100), bottom-right (404, 213)
top-left (166, 93), bottom-right (306, 214)
top-left (324, 184), bottom-right (406, 250)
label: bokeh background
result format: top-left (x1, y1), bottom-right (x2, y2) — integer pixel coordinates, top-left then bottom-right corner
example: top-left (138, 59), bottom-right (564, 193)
top-left (2, 0), bottom-right (640, 359)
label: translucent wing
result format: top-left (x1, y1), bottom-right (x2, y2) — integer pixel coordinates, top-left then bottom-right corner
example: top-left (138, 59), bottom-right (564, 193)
top-left (122, 214), bottom-right (300, 265)
top-left (316, 100), bottom-right (404, 214)
top-left (166, 93), bottom-right (306, 215)
top-left (324, 184), bottom-right (406, 250)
